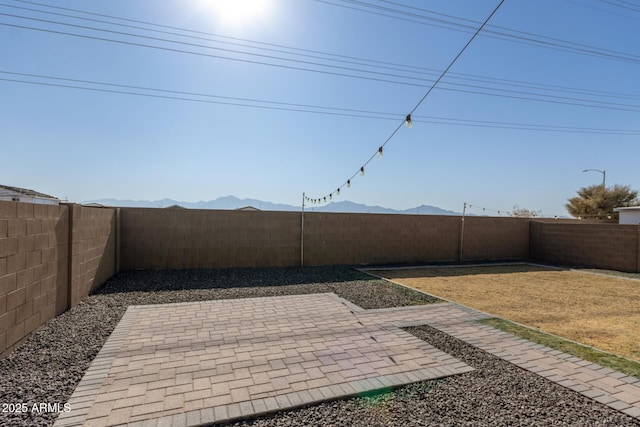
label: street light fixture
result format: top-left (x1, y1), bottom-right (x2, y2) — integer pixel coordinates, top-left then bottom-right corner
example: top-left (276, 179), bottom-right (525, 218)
top-left (582, 169), bottom-right (606, 190)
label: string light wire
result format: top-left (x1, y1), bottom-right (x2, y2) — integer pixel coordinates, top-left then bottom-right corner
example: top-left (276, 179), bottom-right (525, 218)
top-left (306, 0), bottom-right (506, 205)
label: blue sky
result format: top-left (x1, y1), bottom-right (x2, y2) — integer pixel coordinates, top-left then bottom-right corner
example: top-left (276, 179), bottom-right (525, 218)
top-left (1, 0), bottom-right (638, 217)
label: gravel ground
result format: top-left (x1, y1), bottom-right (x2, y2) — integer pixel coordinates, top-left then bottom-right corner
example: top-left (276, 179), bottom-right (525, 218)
top-left (1, 267), bottom-right (638, 427)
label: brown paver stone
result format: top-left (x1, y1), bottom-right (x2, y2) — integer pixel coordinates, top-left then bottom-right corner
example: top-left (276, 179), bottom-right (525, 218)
top-left (53, 290), bottom-right (640, 425)
top-left (53, 294), bottom-right (475, 426)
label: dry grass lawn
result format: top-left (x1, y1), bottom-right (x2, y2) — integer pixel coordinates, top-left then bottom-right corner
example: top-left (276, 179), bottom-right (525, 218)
top-left (370, 264), bottom-right (640, 361)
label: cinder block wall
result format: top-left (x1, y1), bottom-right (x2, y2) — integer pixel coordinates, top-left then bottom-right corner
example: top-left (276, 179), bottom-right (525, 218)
top-left (0, 202), bottom-right (119, 357)
top-left (462, 216), bottom-right (531, 261)
top-left (303, 213), bottom-right (461, 265)
top-left (69, 205), bottom-right (119, 306)
top-left (120, 208), bottom-right (531, 268)
top-left (120, 208), bottom-right (301, 269)
top-left (530, 222), bottom-right (640, 272)
top-left (0, 201), bottom-right (69, 357)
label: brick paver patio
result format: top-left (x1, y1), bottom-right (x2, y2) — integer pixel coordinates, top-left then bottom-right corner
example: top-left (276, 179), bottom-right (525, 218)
top-left (54, 292), bottom-right (640, 426)
top-left (54, 294), bottom-right (478, 426)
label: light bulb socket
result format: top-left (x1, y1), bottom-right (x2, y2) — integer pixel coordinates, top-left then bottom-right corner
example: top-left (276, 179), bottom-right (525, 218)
top-left (360, 167), bottom-right (365, 176)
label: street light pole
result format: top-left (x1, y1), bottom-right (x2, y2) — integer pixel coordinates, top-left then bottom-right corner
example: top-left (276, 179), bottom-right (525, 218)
top-left (582, 169), bottom-right (606, 190)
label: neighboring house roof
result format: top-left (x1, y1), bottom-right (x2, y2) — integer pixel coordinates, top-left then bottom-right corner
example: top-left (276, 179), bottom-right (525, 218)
top-left (235, 206), bottom-right (261, 211)
top-left (613, 206), bottom-right (640, 212)
top-left (165, 204), bottom-right (186, 209)
top-left (0, 184), bottom-right (59, 201)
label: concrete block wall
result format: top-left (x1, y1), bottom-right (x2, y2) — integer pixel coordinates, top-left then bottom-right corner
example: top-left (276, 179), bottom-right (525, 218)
top-left (303, 213), bottom-right (461, 265)
top-left (6, 200), bottom-right (638, 357)
top-left (0, 201), bottom-right (69, 357)
top-left (120, 208), bottom-right (532, 269)
top-left (462, 216), bottom-right (531, 261)
top-left (530, 222), bottom-right (640, 272)
top-left (120, 208), bottom-right (301, 269)
top-left (0, 202), bottom-right (119, 357)
top-left (69, 205), bottom-right (119, 306)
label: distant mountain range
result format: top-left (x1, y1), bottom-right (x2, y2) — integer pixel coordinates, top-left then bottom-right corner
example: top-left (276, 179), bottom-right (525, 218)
top-left (83, 196), bottom-right (461, 216)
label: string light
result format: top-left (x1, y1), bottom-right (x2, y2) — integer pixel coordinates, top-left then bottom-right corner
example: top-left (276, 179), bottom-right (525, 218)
top-left (303, 1), bottom-right (504, 207)
top-left (468, 204), bottom-right (508, 216)
top-left (336, 188), bottom-right (340, 195)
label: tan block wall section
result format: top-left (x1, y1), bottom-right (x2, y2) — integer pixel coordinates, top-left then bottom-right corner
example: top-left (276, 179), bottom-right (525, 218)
top-left (530, 222), bottom-right (640, 272)
top-left (120, 208), bottom-right (301, 269)
top-left (303, 213), bottom-right (461, 265)
top-left (120, 209), bottom-right (532, 269)
top-left (69, 205), bottom-right (118, 306)
top-left (0, 201), bottom-right (69, 357)
top-left (462, 216), bottom-right (530, 261)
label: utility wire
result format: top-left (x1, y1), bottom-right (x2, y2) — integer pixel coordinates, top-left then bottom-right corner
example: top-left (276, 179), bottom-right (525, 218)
top-left (3, 3), bottom-right (640, 106)
top-left (599, 0), bottom-right (640, 13)
top-left (3, 70), bottom-right (639, 135)
top-left (314, 0), bottom-right (640, 65)
top-left (3, 17), bottom-right (640, 111)
top-left (0, 20), bottom-right (429, 89)
top-left (561, 0), bottom-right (640, 22)
top-left (9, 0), bottom-right (637, 99)
top-left (10, 0), bottom-right (437, 75)
top-left (0, 12), bottom-right (436, 85)
top-left (1, 2), bottom-right (431, 77)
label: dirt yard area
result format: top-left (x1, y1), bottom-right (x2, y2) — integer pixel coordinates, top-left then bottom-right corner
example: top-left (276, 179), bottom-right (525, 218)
top-left (369, 264), bottom-right (640, 361)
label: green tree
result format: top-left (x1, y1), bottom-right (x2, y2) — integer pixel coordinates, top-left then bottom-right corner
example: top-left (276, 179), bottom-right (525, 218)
top-left (565, 184), bottom-right (639, 219)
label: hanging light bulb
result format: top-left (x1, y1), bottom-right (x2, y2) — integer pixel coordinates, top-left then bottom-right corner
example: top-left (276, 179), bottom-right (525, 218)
top-left (323, 197), bottom-right (327, 202)
top-left (329, 193), bottom-right (333, 200)
top-left (377, 146), bottom-right (383, 158)
top-left (336, 188), bottom-right (340, 195)
top-left (405, 114), bottom-right (412, 128)
top-left (347, 180), bottom-right (351, 188)
top-left (360, 167), bottom-right (365, 176)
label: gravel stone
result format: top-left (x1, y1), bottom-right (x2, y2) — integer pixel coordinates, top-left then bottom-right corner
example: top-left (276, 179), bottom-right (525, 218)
top-left (1, 267), bottom-right (638, 426)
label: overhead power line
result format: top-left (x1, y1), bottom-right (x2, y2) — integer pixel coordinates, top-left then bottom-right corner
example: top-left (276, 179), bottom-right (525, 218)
top-left (3, 2), bottom-right (640, 109)
top-left (2, 9), bottom-right (640, 112)
top-left (599, 0), bottom-right (640, 13)
top-left (3, 70), bottom-right (639, 135)
top-left (313, 0), bottom-right (640, 65)
top-left (561, 0), bottom-right (640, 22)
top-left (9, 0), bottom-right (640, 96)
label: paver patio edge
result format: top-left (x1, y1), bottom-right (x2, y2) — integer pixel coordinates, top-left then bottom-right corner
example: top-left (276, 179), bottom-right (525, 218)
top-left (53, 307), bottom-right (139, 427)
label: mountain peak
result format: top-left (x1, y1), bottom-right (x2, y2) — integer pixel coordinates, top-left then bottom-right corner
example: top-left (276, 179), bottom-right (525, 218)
top-left (81, 196), bottom-right (461, 215)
